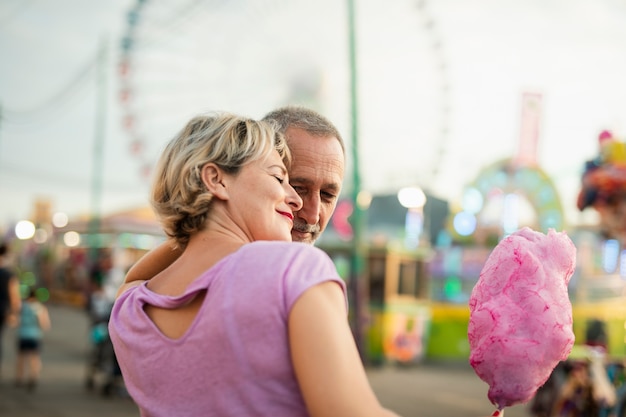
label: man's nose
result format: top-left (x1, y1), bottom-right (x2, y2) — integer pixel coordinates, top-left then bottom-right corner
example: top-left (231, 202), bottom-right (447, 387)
top-left (296, 195), bottom-right (321, 225)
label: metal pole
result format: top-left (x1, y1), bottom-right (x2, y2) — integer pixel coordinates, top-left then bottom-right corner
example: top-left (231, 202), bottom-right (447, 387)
top-left (89, 37), bottom-right (108, 261)
top-left (0, 103), bottom-right (3, 186)
top-left (347, 0), bottom-right (367, 361)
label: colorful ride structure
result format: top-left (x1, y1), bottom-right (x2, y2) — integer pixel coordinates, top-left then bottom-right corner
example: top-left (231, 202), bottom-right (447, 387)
top-left (428, 130), bottom-right (626, 364)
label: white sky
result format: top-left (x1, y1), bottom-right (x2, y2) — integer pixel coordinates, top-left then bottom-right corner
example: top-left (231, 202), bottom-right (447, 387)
top-left (1, 0), bottom-right (625, 232)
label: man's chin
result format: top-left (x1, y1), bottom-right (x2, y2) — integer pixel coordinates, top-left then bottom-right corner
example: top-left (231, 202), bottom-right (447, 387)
top-left (291, 230), bottom-right (316, 244)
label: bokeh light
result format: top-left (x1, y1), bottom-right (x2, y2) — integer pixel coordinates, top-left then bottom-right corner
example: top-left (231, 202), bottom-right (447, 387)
top-left (397, 187), bottom-right (426, 209)
top-left (33, 228), bottom-right (49, 244)
top-left (52, 212), bottom-right (69, 228)
top-left (453, 211), bottom-right (477, 236)
top-left (63, 231), bottom-right (81, 247)
top-left (462, 187), bottom-right (483, 214)
top-left (15, 220), bottom-right (36, 240)
top-left (35, 287), bottom-right (50, 302)
top-left (21, 271), bottom-right (37, 287)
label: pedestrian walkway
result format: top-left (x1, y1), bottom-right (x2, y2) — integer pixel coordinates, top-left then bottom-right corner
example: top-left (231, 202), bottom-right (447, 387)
top-left (0, 303), bottom-right (530, 417)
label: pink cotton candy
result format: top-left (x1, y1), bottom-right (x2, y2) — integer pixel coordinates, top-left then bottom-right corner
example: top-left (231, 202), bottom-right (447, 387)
top-left (468, 227), bottom-right (576, 409)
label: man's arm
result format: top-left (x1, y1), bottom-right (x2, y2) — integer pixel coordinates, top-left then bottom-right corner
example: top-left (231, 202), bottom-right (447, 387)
top-left (9, 275), bottom-right (21, 313)
top-left (125, 239), bottom-right (183, 283)
top-left (7, 276), bottom-right (21, 326)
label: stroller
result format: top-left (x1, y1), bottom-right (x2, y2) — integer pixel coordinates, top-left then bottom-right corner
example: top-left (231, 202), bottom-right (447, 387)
top-left (84, 287), bottom-right (124, 396)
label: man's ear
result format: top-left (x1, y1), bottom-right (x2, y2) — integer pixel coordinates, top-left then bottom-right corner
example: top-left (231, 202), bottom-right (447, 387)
top-left (201, 163), bottom-right (229, 200)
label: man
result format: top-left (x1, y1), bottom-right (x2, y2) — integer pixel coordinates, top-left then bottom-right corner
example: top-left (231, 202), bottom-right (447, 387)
top-left (262, 106), bottom-right (345, 244)
top-left (123, 105), bottom-right (345, 283)
top-left (0, 242), bottom-right (22, 379)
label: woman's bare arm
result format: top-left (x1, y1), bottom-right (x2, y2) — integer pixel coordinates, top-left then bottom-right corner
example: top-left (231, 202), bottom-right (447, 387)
top-left (37, 304), bottom-right (51, 331)
top-left (289, 281), bottom-right (401, 417)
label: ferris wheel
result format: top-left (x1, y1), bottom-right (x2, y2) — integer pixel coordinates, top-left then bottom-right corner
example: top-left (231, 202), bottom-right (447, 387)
top-left (116, 0), bottom-right (452, 187)
top-left (116, 0), bottom-right (345, 181)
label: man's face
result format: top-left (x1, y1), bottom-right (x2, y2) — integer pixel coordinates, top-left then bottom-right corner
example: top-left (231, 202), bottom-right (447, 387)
top-left (285, 127), bottom-right (345, 244)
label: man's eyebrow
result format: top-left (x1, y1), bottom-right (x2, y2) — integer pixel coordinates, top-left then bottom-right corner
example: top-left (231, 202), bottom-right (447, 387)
top-left (290, 177), bottom-right (341, 191)
top-left (322, 183), bottom-right (341, 192)
top-left (288, 176), bottom-right (312, 185)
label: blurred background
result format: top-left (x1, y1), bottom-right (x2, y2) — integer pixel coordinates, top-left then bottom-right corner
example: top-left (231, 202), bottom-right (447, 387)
top-left (2, 0), bottom-right (625, 227)
top-left (2, 0), bottom-right (626, 415)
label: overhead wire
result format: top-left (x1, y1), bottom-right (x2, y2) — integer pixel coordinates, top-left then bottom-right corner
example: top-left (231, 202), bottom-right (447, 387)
top-left (0, 0), bottom-right (38, 27)
top-left (0, 160), bottom-right (142, 193)
top-left (122, 0), bottom-right (210, 51)
top-left (1, 51), bottom-right (98, 131)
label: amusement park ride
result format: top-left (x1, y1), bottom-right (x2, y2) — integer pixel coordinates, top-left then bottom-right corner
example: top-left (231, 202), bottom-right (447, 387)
top-left (321, 92), bottom-right (626, 368)
top-left (15, 0), bottom-right (626, 377)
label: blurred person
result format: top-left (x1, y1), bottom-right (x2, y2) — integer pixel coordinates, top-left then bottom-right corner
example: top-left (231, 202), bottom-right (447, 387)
top-left (551, 361), bottom-right (597, 416)
top-left (108, 112), bottom-right (401, 417)
top-left (0, 241), bottom-right (21, 380)
top-left (577, 130), bottom-right (626, 244)
top-left (530, 362), bottom-right (568, 417)
top-left (15, 286), bottom-right (51, 391)
top-left (89, 250), bottom-right (113, 288)
top-left (89, 249), bottom-right (124, 302)
top-left (86, 252), bottom-right (128, 395)
top-left (86, 276), bottom-right (113, 326)
top-left (85, 277), bottom-right (123, 395)
top-left (85, 250), bottom-right (117, 327)
top-left (550, 353), bottom-right (619, 417)
top-left (585, 319), bottom-right (608, 353)
top-left (122, 105), bottom-right (345, 282)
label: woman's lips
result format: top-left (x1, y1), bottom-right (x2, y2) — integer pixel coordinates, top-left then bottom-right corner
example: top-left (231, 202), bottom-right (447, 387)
top-left (278, 211), bottom-right (293, 221)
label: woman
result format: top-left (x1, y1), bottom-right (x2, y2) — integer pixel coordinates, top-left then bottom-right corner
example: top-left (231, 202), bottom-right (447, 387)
top-left (15, 286), bottom-right (51, 390)
top-left (108, 112), bottom-right (400, 417)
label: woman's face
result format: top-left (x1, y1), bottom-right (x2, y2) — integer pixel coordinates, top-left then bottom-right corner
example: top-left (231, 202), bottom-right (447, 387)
top-left (225, 150), bottom-right (303, 242)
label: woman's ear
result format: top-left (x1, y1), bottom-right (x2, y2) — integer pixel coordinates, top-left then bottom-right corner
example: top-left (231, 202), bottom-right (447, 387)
top-left (201, 163), bottom-right (229, 200)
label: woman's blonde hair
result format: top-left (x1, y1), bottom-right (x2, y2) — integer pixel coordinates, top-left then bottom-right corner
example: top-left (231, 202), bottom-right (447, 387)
top-left (150, 112), bottom-right (290, 247)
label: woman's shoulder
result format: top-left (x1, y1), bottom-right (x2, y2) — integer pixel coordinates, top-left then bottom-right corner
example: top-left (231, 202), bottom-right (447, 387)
top-left (243, 241), bottom-right (328, 258)
top-left (243, 242), bottom-right (338, 277)
top-left (233, 242), bottom-right (333, 271)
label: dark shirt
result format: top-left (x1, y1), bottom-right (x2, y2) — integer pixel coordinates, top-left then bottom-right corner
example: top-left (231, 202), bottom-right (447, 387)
top-left (0, 266), bottom-right (14, 318)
